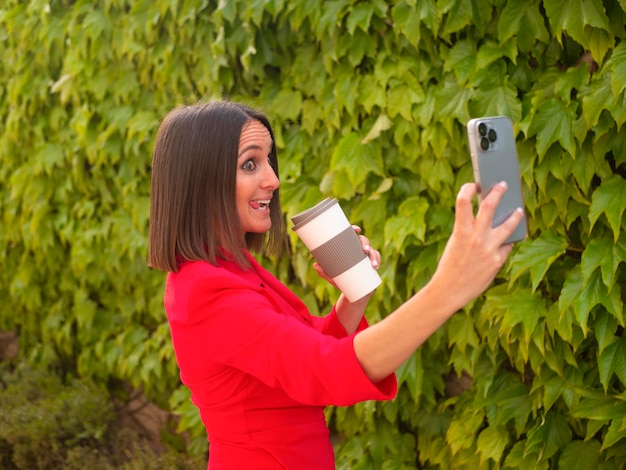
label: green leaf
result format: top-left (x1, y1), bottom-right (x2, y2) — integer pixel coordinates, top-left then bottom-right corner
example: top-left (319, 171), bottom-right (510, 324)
top-left (391, 2), bottom-right (420, 45)
top-left (316, 0), bottom-right (349, 36)
top-left (217, 0), bottom-right (237, 23)
top-left (444, 39), bottom-right (476, 85)
top-left (330, 132), bottom-right (384, 187)
top-left (448, 312), bottom-right (480, 354)
top-left (384, 196), bottom-right (430, 250)
top-left (580, 0), bottom-right (611, 29)
top-left (346, 3), bottom-right (373, 35)
top-left (334, 69), bottom-right (360, 116)
top-left (580, 236), bottom-right (626, 287)
top-left (387, 83), bottom-right (423, 121)
top-left (602, 416), bottom-right (626, 450)
top-left (418, 156), bottom-right (454, 193)
top-left (541, 369), bottom-right (568, 411)
top-left (396, 351), bottom-right (423, 403)
top-left (434, 77), bottom-right (471, 124)
top-left (73, 289), bottom-right (96, 331)
top-left (609, 91), bottom-right (626, 135)
top-left (585, 419), bottom-right (609, 442)
top-left (559, 268), bottom-right (623, 334)
top-left (476, 426), bottom-right (509, 466)
top-left (498, 0), bottom-right (549, 47)
top-left (544, 302), bottom-right (574, 345)
top-left (570, 396), bottom-right (626, 421)
top-left (491, 382), bottom-right (534, 435)
top-left (50, 73), bottom-right (73, 94)
top-left (346, 29), bottom-right (371, 67)
top-left (419, 122), bottom-right (450, 159)
top-left (35, 143), bottom-right (65, 175)
top-left (587, 26), bottom-right (613, 65)
top-left (525, 412), bottom-right (573, 461)
top-left (589, 175), bottom-right (626, 242)
top-left (557, 439), bottom-right (601, 470)
top-left (528, 99), bottom-right (577, 159)
top-left (83, 8), bottom-right (110, 41)
top-left (418, 0), bottom-right (441, 33)
top-left (544, 0), bottom-right (609, 47)
top-left (270, 89), bottom-right (303, 121)
top-left (441, 0), bottom-right (474, 35)
top-left (508, 231), bottom-right (569, 292)
top-left (362, 114), bottom-right (392, 144)
top-left (607, 41), bottom-right (626, 97)
top-left (497, 0), bottom-right (526, 43)
top-left (503, 441), bottom-right (549, 469)
top-left (486, 41), bottom-right (519, 69)
top-left (594, 311), bottom-right (619, 356)
top-left (470, 81), bottom-right (522, 123)
top-left (331, 170), bottom-right (357, 200)
top-left (570, 160), bottom-right (596, 203)
top-left (446, 410), bottom-right (485, 455)
top-left (597, 336), bottom-right (626, 391)
top-left (350, 197), bottom-right (388, 249)
top-left (484, 287), bottom-right (545, 344)
top-left (582, 72), bottom-right (614, 129)
top-left (359, 74), bottom-right (387, 113)
top-left (126, 110), bottom-right (159, 142)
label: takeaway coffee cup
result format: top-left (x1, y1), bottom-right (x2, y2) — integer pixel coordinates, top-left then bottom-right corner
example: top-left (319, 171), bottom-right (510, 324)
top-left (291, 198), bottom-right (382, 302)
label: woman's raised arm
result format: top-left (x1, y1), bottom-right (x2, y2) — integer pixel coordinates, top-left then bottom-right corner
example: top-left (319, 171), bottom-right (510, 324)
top-left (353, 182), bottom-right (524, 382)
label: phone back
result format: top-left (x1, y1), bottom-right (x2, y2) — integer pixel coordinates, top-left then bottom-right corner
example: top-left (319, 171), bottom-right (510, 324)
top-left (466, 116), bottom-right (527, 243)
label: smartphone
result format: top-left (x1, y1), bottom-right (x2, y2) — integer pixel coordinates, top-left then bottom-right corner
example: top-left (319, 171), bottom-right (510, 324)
top-left (466, 116), bottom-right (527, 244)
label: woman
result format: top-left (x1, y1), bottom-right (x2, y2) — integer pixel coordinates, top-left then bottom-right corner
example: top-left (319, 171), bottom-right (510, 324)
top-left (148, 101), bottom-right (523, 469)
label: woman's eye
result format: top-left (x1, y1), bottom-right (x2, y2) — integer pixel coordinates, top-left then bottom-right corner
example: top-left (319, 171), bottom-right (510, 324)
top-left (242, 159), bottom-right (256, 171)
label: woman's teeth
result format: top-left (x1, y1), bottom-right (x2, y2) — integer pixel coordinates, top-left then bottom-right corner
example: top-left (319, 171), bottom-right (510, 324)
top-left (251, 200), bottom-right (270, 210)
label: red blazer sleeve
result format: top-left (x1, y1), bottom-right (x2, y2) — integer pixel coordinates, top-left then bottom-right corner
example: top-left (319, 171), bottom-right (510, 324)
top-left (166, 263), bottom-right (396, 407)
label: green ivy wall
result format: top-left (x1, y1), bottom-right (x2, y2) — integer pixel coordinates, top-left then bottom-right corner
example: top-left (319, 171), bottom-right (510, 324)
top-left (1, 0), bottom-right (625, 468)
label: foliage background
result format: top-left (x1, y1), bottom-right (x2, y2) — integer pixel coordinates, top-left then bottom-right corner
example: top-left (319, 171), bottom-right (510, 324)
top-left (1, 0), bottom-right (626, 468)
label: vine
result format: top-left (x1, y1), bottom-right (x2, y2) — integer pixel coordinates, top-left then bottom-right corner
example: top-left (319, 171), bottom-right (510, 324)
top-left (1, 0), bottom-right (625, 467)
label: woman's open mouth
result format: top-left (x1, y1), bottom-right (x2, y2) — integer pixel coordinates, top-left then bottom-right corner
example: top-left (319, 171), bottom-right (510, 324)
top-left (250, 199), bottom-right (271, 211)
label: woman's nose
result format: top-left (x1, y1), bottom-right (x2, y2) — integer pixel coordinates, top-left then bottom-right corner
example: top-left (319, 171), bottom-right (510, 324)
top-left (263, 163), bottom-right (280, 189)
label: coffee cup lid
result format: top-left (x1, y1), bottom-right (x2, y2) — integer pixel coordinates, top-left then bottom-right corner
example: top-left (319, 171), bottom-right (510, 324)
top-left (291, 198), bottom-right (338, 230)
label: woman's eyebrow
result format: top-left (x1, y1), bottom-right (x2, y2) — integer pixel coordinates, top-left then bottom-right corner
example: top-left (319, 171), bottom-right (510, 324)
top-left (238, 140), bottom-right (274, 158)
top-left (238, 144), bottom-right (262, 158)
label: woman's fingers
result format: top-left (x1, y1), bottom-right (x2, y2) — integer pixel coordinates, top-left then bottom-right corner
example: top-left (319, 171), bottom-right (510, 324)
top-left (313, 262), bottom-right (336, 286)
top-left (457, 181), bottom-right (524, 247)
top-left (475, 182), bottom-right (525, 245)
top-left (356, 229), bottom-right (380, 270)
top-left (365, 243), bottom-right (380, 269)
top-left (493, 208), bottom-right (525, 245)
top-left (454, 183), bottom-right (478, 233)
top-left (434, 182), bottom-right (525, 305)
top-left (474, 181), bottom-right (509, 232)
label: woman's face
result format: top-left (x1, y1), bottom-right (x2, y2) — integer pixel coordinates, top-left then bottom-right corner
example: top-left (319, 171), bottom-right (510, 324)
top-left (236, 119), bottom-right (280, 235)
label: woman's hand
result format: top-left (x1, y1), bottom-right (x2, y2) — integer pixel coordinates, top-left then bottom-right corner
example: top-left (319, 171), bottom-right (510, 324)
top-left (353, 181), bottom-right (524, 382)
top-left (314, 226), bottom-right (381, 334)
top-left (312, 226), bottom-right (381, 287)
top-left (430, 181), bottom-right (524, 311)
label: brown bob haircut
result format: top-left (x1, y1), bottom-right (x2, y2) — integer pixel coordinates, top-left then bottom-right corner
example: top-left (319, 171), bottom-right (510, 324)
top-left (148, 101), bottom-right (286, 272)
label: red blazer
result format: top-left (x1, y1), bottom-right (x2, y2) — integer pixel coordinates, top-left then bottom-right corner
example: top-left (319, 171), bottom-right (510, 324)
top-left (164, 251), bottom-right (397, 469)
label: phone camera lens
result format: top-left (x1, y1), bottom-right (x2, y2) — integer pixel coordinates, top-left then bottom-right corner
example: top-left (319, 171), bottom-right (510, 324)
top-left (488, 129), bottom-right (497, 142)
top-left (478, 123), bottom-right (487, 136)
top-left (480, 137), bottom-right (490, 151)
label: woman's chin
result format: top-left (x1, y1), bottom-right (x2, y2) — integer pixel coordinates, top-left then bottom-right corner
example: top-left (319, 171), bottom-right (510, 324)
top-left (244, 224), bottom-right (271, 235)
